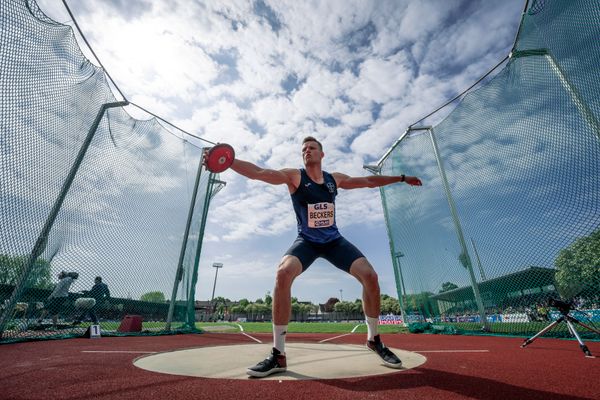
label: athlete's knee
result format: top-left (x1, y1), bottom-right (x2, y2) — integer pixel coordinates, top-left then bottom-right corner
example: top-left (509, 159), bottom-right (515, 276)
top-left (275, 257), bottom-right (301, 287)
top-left (362, 269), bottom-right (379, 288)
top-left (351, 259), bottom-right (379, 286)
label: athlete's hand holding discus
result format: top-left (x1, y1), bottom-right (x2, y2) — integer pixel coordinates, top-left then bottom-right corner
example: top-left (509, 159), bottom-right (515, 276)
top-left (203, 143), bottom-right (235, 173)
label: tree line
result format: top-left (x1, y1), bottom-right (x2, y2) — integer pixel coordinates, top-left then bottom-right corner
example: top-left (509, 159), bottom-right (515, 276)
top-left (2, 227), bottom-right (598, 311)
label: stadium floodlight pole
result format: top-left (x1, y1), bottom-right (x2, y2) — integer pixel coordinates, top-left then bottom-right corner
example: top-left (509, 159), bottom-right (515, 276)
top-left (165, 156), bottom-right (206, 331)
top-left (427, 127), bottom-right (490, 331)
top-left (0, 101), bottom-right (128, 337)
top-left (210, 263), bottom-right (224, 313)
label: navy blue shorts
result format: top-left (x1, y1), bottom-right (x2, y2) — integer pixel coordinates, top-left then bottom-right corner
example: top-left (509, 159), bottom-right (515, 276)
top-left (284, 235), bottom-right (365, 273)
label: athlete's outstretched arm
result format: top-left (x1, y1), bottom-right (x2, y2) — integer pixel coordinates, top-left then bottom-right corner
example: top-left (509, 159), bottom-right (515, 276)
top-left (231, 159), bottom-right (298, 186)
top-left (332, 172), bottom-right (422, 189)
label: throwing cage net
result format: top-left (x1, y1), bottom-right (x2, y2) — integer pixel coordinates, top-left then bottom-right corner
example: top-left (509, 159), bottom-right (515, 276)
top-left (378, 0), bottom-right (600, 337)
top-left (0, 0), bottom-right (221, 343)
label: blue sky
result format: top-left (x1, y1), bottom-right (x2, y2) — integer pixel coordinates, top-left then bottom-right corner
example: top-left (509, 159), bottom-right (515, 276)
top-left (35, 0), bottom-right (525, 304)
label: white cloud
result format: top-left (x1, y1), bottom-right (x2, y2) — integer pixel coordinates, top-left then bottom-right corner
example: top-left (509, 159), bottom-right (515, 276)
top-left (28, 0), bottom-right (525, 303)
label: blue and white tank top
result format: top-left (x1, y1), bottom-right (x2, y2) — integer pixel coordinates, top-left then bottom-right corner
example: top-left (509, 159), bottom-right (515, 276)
top-left (290, 169), bottom-right (341, 243)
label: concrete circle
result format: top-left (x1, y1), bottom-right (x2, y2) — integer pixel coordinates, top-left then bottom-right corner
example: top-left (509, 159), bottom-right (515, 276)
top-left (134, 342), bottom-right (427, 380)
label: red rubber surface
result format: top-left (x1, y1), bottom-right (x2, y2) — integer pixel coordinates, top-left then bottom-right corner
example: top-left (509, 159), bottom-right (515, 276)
top-left (1, 333), bottom-right (598, 400)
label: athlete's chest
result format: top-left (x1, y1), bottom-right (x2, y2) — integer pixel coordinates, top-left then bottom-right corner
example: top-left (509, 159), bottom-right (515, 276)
top-left (298, 177), bottom-right (336, 201)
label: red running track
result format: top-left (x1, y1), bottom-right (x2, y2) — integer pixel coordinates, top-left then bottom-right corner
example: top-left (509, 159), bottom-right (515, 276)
top-left (1, 333), bottom-right (599, 400)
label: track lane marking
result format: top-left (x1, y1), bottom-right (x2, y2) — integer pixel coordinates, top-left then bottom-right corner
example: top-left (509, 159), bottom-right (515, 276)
top-left (319, 323), bottom-right (363, 343)
top-left (235, 323), bottom-right (262, 343)
top-left (81, 351), bottom-right (157, 353)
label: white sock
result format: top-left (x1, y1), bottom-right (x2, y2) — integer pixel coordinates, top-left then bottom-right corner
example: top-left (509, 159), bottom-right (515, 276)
top-left (366, 316), bottom-right (379, 341)
top-left (273, 324), bottom-right (288, 354)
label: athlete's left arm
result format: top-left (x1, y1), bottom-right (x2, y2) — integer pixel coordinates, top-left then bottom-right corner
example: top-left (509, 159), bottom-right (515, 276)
top-left (332, 172), bottom-right (422, 189)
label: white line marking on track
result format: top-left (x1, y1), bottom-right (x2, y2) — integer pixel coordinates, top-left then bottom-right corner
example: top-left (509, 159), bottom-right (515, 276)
top-left (234, 323), bottom-right (262, 343)
top-left (319, 333), bottom-right (351, 343)
top-left (81, 351), bottom-right (157, 354)
top-left (319, 323), bottom-right (363, 343)
top-left (242, 332), bottom-right (262, 343)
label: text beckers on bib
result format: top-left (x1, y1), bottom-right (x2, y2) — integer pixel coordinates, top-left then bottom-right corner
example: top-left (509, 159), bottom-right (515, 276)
top-left (307, 202), bottom-right (335, 228)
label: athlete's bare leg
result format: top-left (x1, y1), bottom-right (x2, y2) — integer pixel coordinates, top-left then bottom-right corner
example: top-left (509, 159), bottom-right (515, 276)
top-left (349, 257), bottom-right (380, 318)
top-left (272, 255), bottom-right (303, 325)
top-left (247, 256), bottom-right (301, 377)
top-left (350, 257), bottom-right (402, 368)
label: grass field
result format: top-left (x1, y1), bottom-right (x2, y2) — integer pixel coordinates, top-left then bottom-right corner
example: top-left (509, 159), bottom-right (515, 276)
top-left (64, 320), bottom-right (597, 339)
top-left (195, 321), bottom-right (409, 334)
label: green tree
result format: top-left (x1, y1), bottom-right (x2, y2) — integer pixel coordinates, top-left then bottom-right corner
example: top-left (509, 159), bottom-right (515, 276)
top-left (302, 303), bottom-right (315, 317)
top-left (212, 296), bottom-right (229, 313)
top-left (238, 298), bottom-right (249, 307)
top-left (255, 302), bottom-right (270, 317)
top-left (381, 296), bottom-right (400, 314)
top-left (291, 299), bottom-right (301, 320)
top-left (439, 282), bottom-right (459, 293)
top-left (405, 291), bottom-right (438, 317)
top-left (230, 304), bottom-right (245, 314)
top-left (245, 302), bottom-right (270, 321)
top-left (555, 229), bottom-right (600, 300)
top-left (352, 299), bottom-right (363, 314)
top-left (140, 291), bottom-right (166, 303)
top-left (0, 254), bottom-right (53, 289)
top-left (265, 293), bottom-right (272, 306)
top-left (334, 301), bottom-right (354, 320)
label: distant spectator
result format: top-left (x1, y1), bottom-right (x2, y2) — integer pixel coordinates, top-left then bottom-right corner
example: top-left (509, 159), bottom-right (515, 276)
top-left (36, 271), bottom-right (78, 326)
top-left (537, 304), bottom-right (549, 321)
top-left (73, 276), bottom-right (110, 325)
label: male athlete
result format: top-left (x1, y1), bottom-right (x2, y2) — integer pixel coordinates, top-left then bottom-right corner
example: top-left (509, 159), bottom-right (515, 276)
top-left (222, 136), bottom-right (422, 377)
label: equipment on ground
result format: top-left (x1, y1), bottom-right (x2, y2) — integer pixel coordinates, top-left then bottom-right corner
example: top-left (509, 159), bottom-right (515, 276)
top-left (521, 297), bottom-right (600, 357)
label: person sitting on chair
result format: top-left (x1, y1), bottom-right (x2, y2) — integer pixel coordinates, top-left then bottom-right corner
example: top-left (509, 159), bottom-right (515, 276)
top-left (73, 276), bottom-right (110, 325)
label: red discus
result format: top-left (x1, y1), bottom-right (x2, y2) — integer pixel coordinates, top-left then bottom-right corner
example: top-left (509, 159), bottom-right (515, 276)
top-left (205, 143), bottom-right (235, 173)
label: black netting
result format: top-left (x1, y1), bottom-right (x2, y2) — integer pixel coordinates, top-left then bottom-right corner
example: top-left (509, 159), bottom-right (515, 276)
top-left (1, 0), bottom-right (218, 343)
top-left (379, 0), bottom-right (600, 337)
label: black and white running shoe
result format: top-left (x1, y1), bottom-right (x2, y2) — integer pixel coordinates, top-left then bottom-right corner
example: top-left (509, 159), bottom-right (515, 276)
top-left (367, 335), bottom-right (402, 368)
top-left (246, 347), bottom-right (287, 378)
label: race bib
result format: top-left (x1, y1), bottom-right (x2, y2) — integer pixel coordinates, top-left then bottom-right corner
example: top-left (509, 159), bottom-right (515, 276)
top-left (307, 202), bottom-right (335, 228)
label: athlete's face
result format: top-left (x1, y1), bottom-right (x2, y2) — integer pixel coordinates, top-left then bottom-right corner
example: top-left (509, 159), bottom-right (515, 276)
top-left (302, 141), bottom-right (323, 166)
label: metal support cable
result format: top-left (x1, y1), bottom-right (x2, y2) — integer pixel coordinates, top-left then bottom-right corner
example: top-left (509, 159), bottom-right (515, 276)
top-left (62, 0), bottom-right (128, 103)
top-left (129, 102), bottom-right (217, 146)
top-left (409, 55), bottom-right (509, 129)
top-left (62, 0), bottom-right (217, 147)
